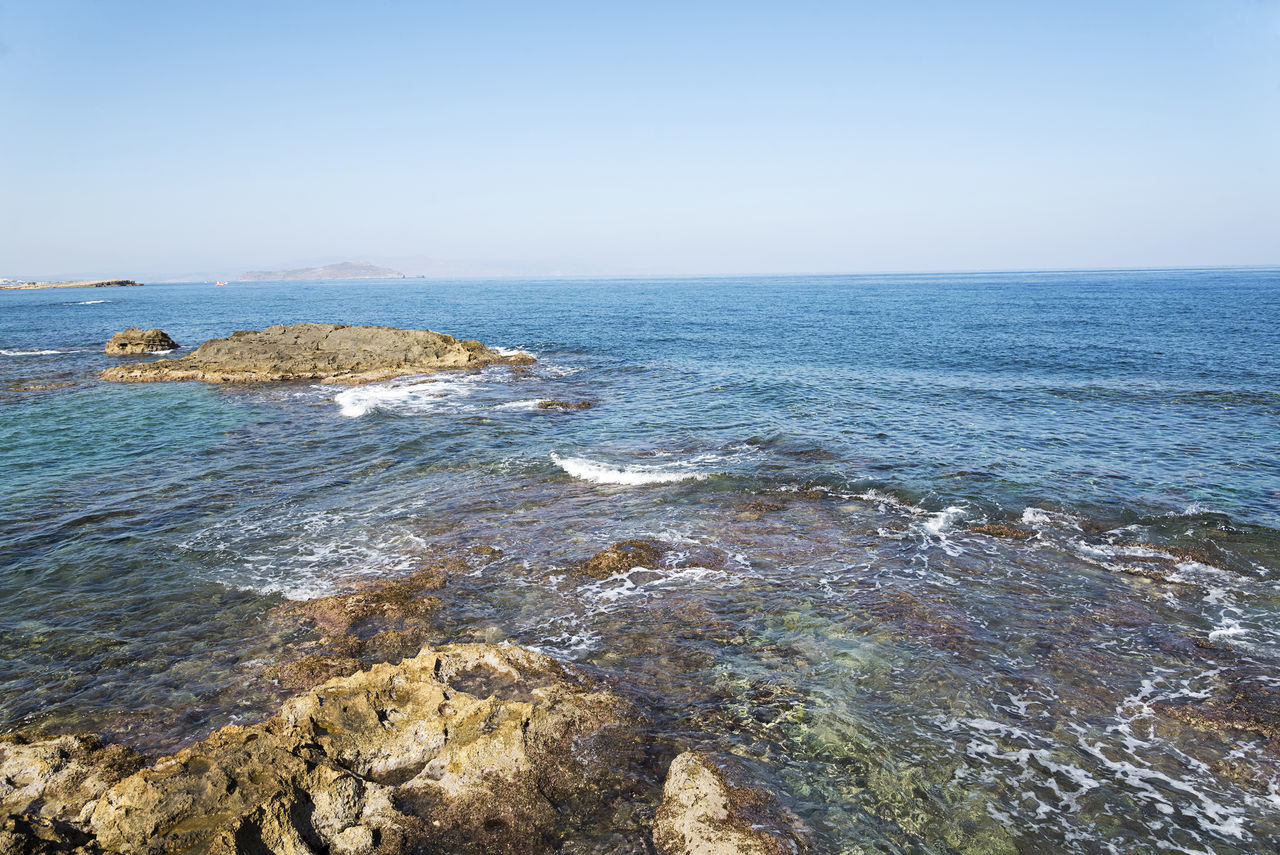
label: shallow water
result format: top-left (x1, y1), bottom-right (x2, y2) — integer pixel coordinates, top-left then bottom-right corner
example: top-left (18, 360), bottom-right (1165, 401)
top-left (2, 270), bottom-right (1279, 852)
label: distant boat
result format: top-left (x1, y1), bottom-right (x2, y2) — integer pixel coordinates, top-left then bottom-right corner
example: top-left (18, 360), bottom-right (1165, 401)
top-left (214, 281), bottom-right (227, 287)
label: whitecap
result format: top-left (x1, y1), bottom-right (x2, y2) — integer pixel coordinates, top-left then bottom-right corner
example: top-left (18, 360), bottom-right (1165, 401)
top-left (1, 348), bottom-right (71, 356)
top-left (147, 348), bottom-right (177, 354)
top-left (550, 452), bottom-right (708, 485)
top-left (70, 299), bottom-right (109, 305)
top-left (495, 399), bottom-right (542, 411)
top-left (921, 506), bottom-right (966, 537)
top-left (492, 345), bottom-right (536, 359)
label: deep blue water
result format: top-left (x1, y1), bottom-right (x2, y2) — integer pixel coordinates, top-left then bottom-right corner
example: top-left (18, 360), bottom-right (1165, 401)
top-left (2, 269), bottom-right (1279, 853)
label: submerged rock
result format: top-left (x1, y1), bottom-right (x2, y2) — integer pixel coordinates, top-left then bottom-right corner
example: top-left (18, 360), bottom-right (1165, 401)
top-left (100, 323), bottom-right (533, 384)
top-left (576, 540), bottom-right (670, 579)
top-left (103, 328), bottom-right (178, 355)
top-left (2, 645), bottom-right (644, 854)
top-left (969, 523), bottom-right (1035, 540)
top-left (653, 752), bottom-right (810, 855)
top-left (536, 399), bottom-right (593, 411)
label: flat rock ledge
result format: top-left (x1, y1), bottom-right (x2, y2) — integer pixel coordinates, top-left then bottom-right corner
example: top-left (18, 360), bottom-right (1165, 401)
top-left (104, 328), bottom-right (179, 355)
top-left (0, 644), bottom-right (643, 854)
top-left (654, 752), bottom-right (812, 855)
top-left (100, 323), bottom-right (534, 384)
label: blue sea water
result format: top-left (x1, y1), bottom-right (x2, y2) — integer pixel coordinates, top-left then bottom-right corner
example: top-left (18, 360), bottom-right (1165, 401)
top-left (2, 269), bottom-right (1279, 853)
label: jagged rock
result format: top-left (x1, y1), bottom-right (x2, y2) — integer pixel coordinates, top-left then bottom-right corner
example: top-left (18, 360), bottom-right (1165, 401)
top-left (576, 540), bottom-right (670, 580)
top-left (653, 752), bottom-right (810, 855)
top-left (536, 399), bottom-right (593, 411)
top-left (103, 328), bottom-right (178, 355)
top-left (0, 734), bottom-right (145, 828)
top-left (100, 323), bottom-right (533, 384)
top-left (969, 523), bottom-right (1035, 540)
top-left (83, 644), bottom-right (643, 854)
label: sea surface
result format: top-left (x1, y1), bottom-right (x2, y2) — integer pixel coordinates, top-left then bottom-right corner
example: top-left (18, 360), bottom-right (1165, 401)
top-left (2, 269), bottom-right (1279, 853)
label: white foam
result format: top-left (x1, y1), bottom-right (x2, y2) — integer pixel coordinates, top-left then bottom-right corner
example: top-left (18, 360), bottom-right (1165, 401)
top-left (495, 399), bottom-right (541, 411)
top-left (71, 299), bottom-right (109, 304)
top-left (147, 348), bottom-right (176, 354)
top-left (921, 506), bottom-right (966, 537)
top-left (550, 453), bottom-right (708, 485)
top-left (1, 348), bottom-right (69, 356)
top-left (492, 346), bottom-right (536, 358)
top-left (1020, 507), bottom-right (1081, 528)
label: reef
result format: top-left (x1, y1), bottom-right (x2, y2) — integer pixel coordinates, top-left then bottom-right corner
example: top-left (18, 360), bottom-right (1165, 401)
top-left (104, 328), bottom-right (179, 355)
top-left (1, 645), bottom-right (646, 854)
top-left (99, 323), bottom-right (534, 384)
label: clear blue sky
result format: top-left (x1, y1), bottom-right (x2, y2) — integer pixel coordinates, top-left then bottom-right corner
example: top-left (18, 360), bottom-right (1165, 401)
top-left (1, 0), bottom-right (1277, 279)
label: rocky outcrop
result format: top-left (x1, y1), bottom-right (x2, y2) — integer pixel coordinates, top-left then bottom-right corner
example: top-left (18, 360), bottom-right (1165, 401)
top-left (574, 540), bottom-right (736, 581)
top-left (536, 399), bottom-right (593, 411)
top-left (3, 645), bottom-right (644, 854)
top-left (969, 523), bottom-right (1034, 540)
top-left (266, 564), bottom-right (453, 689)
top-left (104, 329), bottom-right (179, 355)
top-left (1, 280), bottom-right (141, 291)
top-left (0, 734), bottom-right (145, 828)
top-left (653, 752), bottom-right (810, 855)
top-left (100, 323), bottom-right (534, 384)
top-left (576, 540), bottom-right (671, 580)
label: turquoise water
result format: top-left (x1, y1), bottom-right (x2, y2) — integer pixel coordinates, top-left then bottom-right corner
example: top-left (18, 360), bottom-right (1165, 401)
top-left (2, 270), bottom-right (1279, 853)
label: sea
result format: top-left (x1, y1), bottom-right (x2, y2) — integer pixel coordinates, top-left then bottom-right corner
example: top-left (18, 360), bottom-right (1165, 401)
top-left (2, 269), bottom-right (1278, 854)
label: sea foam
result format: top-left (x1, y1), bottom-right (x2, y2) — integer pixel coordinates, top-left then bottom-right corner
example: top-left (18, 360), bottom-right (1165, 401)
top-left (550, 453), bottom-right (709, 485)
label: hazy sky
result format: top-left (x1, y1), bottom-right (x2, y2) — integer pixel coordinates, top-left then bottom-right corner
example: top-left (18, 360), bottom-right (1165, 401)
top-left (2, 0), bottom-right (1277, 279)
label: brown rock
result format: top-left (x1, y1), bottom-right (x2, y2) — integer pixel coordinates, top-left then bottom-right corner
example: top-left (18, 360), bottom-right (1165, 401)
top-left (969, 523), bottom-right (1035, 540)
top-left (653, 752), bottom-right (810, 855)
top-left (537, 399), bottom-right (593, 411)
top-left (85, 644), bottom-right (643, 854)
top-left (576, 540), bottom-right (669, 579)
top-left (100, 323), bottom-right (532, 384)
top-left (0, 734), bottom-right (144, 827)
top-left (103, 328), bottom-right (179, 355)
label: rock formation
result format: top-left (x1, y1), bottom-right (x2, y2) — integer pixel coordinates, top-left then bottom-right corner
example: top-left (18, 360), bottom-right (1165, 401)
top-left (2, 644), bottom-right (645, 854)
top-left (653, 752), bottom-right (811, 855)
top-left (104, 328), bottom-right (179, 355)
top-left (100, 323), bottom-right (534, 384)
top-left (536, 399), bottom-right (593, 411)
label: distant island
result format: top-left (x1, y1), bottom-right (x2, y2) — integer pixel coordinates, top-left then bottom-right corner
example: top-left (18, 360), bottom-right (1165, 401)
top-left (239, 261), bottom-right (405, 281)
top-left (1, 279), bottom-right (142, 291)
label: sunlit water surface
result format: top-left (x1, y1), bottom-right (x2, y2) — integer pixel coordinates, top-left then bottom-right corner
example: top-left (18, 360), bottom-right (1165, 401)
top-left (2, 271), bottom-right (1278, 853)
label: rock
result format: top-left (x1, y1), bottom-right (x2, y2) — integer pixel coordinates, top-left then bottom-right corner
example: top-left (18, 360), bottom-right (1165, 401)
top-left (537, 399), bottom-right (593, 411)
top-left (100, 323), bottom-right (532, 384)
top-left (1153, 664), bottom-right (1280, 750)
top-left (84, 644), bottom-right (643, 854)
top-left (576, 540), bottom-right (670, 580)
top-left (969, 523), bottom-right (1035, 540)
top-left (0, 734), bottom-right (144, 827)
top-left (653, 752), bottom-right (810, 855)
top-left (103, 328), bottom-right (179, 355)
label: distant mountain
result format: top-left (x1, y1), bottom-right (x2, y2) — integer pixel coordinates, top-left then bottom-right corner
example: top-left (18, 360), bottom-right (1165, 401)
top-left (239, 261), bottom-right (405, 281)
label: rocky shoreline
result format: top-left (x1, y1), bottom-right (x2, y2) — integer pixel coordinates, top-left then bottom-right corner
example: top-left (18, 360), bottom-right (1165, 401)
top-left (1, 280), bottom-right (141, 291)
top-left (100, 323), bottom-right (534, 384)
top-left (0, 543), bottom-right (811, 855)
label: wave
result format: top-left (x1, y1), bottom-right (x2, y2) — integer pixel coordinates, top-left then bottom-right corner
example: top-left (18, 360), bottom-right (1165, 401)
top-left (491, 346), bottom-right (536, 358)
top-left (550, 453), bottom-right (708, 485)
top-left (1, 348), bottom-right (76, 356)
top-left (69, 299), bottom-right (110, 305)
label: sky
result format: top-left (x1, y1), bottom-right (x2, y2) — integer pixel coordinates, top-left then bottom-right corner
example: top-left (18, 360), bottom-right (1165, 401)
top-left (1, 0), bottom-right (1277, 280)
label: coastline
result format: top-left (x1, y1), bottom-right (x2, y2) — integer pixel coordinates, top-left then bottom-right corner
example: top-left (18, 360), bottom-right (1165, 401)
top-left (0, 280), bottom-right (141, 291)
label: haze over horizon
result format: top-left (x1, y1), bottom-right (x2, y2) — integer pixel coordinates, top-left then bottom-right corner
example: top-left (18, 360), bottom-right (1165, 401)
top-left (2, 0), bottom-right (1278, 281)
